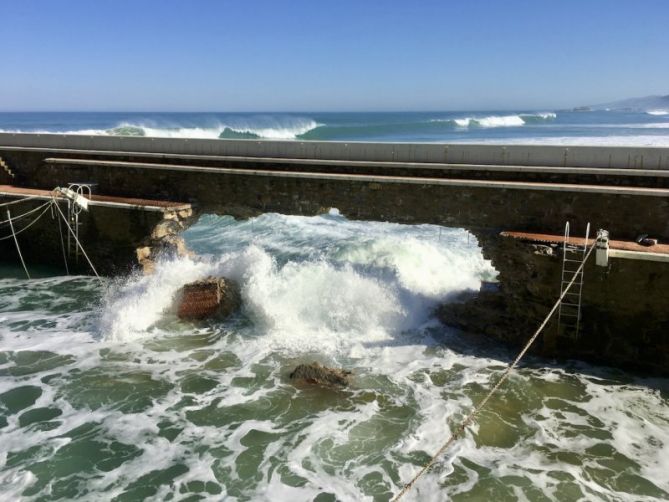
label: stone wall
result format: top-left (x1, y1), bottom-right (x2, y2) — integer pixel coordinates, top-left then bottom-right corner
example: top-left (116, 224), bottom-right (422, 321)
top-left (4, 155), bottom-right (669, 241)
top-left (438, 235), bottom-right (669, 375)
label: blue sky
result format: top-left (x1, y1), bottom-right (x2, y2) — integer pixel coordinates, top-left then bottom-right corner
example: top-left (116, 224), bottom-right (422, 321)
top-left (1, 0), bottom-right (667, 111)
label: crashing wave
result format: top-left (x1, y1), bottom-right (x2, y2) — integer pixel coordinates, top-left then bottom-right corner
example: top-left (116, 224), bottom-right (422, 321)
top-left (0, 117), bottom-right (322, 140)
top-left (106, 118), bottom-right (321, 140)
top-left (647, 110), bottom-right (668, 116)
top-left (431, 112), bottom-right (556, 128)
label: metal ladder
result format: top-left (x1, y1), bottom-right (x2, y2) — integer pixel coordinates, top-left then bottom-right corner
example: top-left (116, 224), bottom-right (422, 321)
top-left (557, 221), bottom-right (590, 339)
top-left (65, 183), bottom-right (94, 263)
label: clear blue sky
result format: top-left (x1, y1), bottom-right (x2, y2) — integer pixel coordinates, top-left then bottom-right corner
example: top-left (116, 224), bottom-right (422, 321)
top-left (1, 0), bottom-right (667, 112)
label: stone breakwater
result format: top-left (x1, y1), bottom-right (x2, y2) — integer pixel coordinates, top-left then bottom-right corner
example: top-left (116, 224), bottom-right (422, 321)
top-left (1, 135), bottom-right (668, 372)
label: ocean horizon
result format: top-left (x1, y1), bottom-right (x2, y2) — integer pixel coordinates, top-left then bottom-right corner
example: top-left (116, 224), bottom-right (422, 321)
top-left (1, 109), bottom-right (668, 146)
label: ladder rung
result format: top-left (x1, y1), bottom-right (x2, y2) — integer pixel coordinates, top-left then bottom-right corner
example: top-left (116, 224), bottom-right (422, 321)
top-left (560, 312), bottom-right (580, 317)
top-left (564, 258), bottom-right (584, 263)
top-left (560, 302), bottom-right (581, 307)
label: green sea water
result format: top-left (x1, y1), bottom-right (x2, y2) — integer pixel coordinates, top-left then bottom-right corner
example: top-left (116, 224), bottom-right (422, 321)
top-left (1, 213), bottom-right (668, 501)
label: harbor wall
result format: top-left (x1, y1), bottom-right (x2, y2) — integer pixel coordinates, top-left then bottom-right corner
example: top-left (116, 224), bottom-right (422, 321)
top-left (1, 132), bottom-right (669, 169)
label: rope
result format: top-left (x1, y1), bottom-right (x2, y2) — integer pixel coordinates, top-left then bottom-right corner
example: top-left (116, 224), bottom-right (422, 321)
top-left (6, 209), bottom-right (31, 279)
top-left (0, 200), bottom-right (52, 226)
top-left (51, 200), bottom-right (102, 282)
top-left (391, 241), bottom-right (597, 501)
top-left (0, 195), bottom-right (41, 208)
top-left (0, 202), bottom-right (53, 241)
top-left (56, 207), bottom-right (70, 275)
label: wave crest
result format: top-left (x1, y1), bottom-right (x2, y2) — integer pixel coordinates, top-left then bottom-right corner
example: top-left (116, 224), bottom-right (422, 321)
top-left (432, 112), bottom-right (556, 128)
top-left (106, 117), bottom-right (322, 140)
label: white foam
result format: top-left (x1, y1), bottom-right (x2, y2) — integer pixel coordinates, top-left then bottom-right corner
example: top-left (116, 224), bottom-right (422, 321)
top-left (0, 116), bottom-right (321, 140)
top-left (2, 213), bottom-right (668, 501)
top-left (647, 110), bottom-right (668, 116)
top-left (434, 112), bottom-right (556, 128)
top-left (98, 257), bottom-right (213, 341)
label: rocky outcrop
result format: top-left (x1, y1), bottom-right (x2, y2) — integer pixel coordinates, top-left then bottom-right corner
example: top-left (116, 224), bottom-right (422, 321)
top-left (289, 362), bottom-right (352, 387)
top-left (137, 209), bottom-right (194, 274)
top-left (177, 276), bottom-right (241, 320)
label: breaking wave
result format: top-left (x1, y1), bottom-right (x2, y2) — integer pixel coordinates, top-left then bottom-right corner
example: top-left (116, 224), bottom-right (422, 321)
top-left (0, 117), bottom-right (321, 140)
top-left (647, 110), bottom-right (668, 116)
top-left (432, 112), bottom-right (556, 128)
top-left (111, 117), bottom-right (321, 140)
top-left (101, 211), bottom-right (495, 347)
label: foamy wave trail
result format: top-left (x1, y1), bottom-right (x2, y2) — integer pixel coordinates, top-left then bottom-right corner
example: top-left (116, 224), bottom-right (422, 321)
top-left (432, 112), bottom-right (556, 128)
top-left (647, 110), bottom-right (668, 116)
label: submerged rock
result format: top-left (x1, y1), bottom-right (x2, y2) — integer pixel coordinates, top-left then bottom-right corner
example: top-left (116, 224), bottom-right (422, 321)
top-left (177, 276), bottom-right (241, 320)
top-left (289, 362), bottom-right (352, 387)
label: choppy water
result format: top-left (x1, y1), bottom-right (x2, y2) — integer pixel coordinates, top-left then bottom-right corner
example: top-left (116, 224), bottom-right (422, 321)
top-left (1, 109), bottom-right (669, 145)
top-left (1, 212), bottom-right (668, 501)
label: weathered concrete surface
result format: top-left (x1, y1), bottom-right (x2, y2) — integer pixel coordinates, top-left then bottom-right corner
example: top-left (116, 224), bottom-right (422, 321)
top-left (1, 133), bottom-right (668, 169)
top-left (4, 154), bottom-right (669, 241)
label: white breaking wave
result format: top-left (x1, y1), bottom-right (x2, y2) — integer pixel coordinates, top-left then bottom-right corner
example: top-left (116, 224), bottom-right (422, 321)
top-left (100, 213), bottom-right (495, 350)
top-left (0, 117), bottom-right (321, 140)
top-left (432, 112), bottom-right (556, 128)
top-left (647, 110), bottom-right (669, 116)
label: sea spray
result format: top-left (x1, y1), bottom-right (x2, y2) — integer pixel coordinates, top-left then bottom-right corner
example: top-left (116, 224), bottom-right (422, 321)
top-left (100, 213), bottom-right (495, 353)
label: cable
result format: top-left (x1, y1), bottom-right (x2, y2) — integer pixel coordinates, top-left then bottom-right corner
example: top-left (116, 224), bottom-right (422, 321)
top-left (391, 241), bottom-right (597, 501)
top-left (6, 209), bottom-right (31, 279)
top-left (51, 200), bottom-right (102, 282)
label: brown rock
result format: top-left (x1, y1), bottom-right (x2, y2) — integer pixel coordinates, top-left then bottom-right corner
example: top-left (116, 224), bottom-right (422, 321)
top-left (289, 362), bottom-right (352, 387)
top-left (151, 220), bottom-right (182, 240)
top-left (177, 276), bottom-right (241, 320)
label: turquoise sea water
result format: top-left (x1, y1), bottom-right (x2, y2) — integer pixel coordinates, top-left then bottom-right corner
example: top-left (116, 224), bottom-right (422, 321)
top-left (0, 110), bottom-right (668, 145)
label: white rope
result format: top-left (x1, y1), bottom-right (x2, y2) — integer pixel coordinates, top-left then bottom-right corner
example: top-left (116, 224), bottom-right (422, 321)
top-left (0, 202), bottom-right (53, 241)
top-left (0, 195), bottom-right (41, 208)
top-left (56, 207), bottom-right (70, 275)
top-left (0, 200), bottom-right (52, 226)
top-left (6, 209), bottom-right (30, 279)
top-left (51, 200), bottom-right (102, 282)
top-left (391, 241), bottom-right (597, 501)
